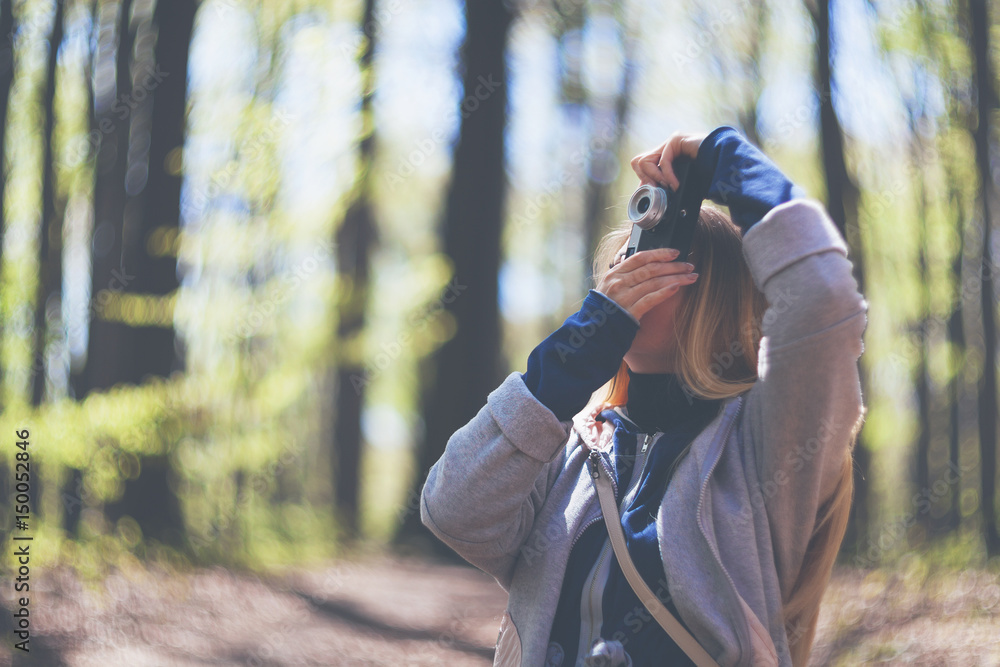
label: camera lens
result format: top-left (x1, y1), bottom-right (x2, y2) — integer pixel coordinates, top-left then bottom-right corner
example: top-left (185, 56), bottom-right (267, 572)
top-left (628, 185), bottom-right (668, 230)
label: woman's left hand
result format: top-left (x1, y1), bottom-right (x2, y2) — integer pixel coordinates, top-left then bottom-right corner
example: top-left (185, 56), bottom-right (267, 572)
top-left (630, 132), bottom-right (707, 190)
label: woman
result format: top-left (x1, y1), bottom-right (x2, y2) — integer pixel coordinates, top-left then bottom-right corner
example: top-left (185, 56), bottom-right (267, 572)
top-left (420, 127), bottom-right (868, 667)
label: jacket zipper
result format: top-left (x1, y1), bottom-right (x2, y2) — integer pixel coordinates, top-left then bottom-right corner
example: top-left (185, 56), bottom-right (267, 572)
top-left (578, 432), bottom-right (657, 656)
top-left (583, 539), bottom-right (612, 648)
top-left (568, 515), bottom-right (602, 553)
top-left (569, 433), bottom-right (648, 554)
top-left (695, 396), bottom-right (752, 664)
top-left (569, 451), bottom-right (617, 554)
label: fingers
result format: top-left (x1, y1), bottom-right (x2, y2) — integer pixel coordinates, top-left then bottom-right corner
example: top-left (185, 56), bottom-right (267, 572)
top-left (630, 132), bottom-right (709, 190)
top-left (598, 246), bottom-right (699, 319)
top-left (608, 246), bottom-right (677, 273)
top-left (615, 246), bottom-right (680, 273)
top-left (623, 259), bottom-right (695, 288)
top-left (630, 142), bottom-right (668, 187)
top-left (629, 273), bottom-right (699, 319)
top-left (657, 138), bottom-right (680, 190)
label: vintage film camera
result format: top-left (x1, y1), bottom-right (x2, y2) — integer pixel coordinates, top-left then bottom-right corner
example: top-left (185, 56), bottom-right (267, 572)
top-left (624, 156), bottom-right (703, 262)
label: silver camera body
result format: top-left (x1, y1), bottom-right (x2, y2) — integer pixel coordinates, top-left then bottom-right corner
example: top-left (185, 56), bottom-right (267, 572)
top-left (623, 156), bottom-right (701, 262)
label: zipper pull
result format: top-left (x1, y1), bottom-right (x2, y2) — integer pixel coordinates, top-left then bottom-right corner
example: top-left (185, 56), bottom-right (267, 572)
top-left (641, 434), bottom-right (653, 454)
top-left (588, 450), bottom-right (601, 479)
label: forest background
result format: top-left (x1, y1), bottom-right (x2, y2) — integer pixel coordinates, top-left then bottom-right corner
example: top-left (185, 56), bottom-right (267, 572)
top-left (0, 0), bottom-right (998, 664)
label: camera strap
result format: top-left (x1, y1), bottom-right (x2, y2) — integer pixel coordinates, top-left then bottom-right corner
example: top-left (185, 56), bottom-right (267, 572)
top-left (587, 450), bottom-right (721, 667)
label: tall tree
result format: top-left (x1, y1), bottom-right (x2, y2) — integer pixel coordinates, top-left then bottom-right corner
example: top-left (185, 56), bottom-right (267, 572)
top-left (70, 0), bottom-right (197, 547)
top-left (945, 183), bottom-right (967, 534)
top-left (31, 0), bottom-right (67, 407)
top-left (808, 0), bottom-right (872, 557)
top-left (738, 0), bottom-right (767, 146)
top-left (74, 0), bottom-right (135, 397)
top-left (103, 0), bottom-right (196, 548)
top-left (332, 0), bottom-right (379, 540)
top-left (63, 0), bottom-right (102, 537)
top-left (0, 0), bottom-right (13, 406)
top-left (396, 0), bottom-right (513, 551)
top-left (0, 0), bottom-right (15, 534)
top-left (581, 6), bottom-right (633, 266)
top-left (913, 0), bottom-right (971, 536)
top-left (967, 0), bottom-right (1000, 556)
top-left (911, 131), bottom-right (933, 534)
top-left (24, 0), bottom-right (67, 526)
top-left (120, 0), bottom-right (192, 383)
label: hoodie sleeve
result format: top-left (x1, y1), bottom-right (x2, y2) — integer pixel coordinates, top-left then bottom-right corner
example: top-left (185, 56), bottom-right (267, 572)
top-left (739, 198), bottom-right (868, 602)
top-left (419, 370), bottom-right (576, 588)
top-left (420, 291), bottom-right (638, 587)
top-left (521, 289), bottom-right (639, 421)
top-left (692, 125), bottom-right (806, 235)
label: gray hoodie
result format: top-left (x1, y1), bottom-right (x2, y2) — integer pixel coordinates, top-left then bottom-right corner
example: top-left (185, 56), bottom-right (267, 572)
top-left (420, 198), bottom-right (868, 666)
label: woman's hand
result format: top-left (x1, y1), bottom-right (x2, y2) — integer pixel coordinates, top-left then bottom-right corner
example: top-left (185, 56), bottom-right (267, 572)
top-left (598, 243), bottom-right (698, 321)
top-left (629, 132), bottom-right (707, 190)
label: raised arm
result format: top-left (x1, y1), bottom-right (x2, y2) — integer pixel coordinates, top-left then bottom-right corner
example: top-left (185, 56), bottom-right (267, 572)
top-left (637, 126), bottom-right (866, 596)
top-left (690, 126), bottom-right (867, 598)
top-left (421, 243), bottom-right (697, 586)
top-left (419, 369), bottom-right (575, 588)
top-left (740, 198), bottom-right (867, 599)
top-left (420, 290), bottom-right (640, 587)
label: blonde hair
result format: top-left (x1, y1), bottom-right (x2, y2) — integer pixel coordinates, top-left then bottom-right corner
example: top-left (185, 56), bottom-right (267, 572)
top-left (589, 205), bottom-right (856, 666)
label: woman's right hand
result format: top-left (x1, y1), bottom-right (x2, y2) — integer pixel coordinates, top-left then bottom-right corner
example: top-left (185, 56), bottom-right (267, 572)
top-left (597, 243), bottom-right (698, 321)
top-left (629, 131), bottom-right (707, 190)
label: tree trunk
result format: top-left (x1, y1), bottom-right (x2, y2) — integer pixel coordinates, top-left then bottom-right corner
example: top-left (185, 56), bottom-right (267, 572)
top-left (968, 0), bottom-right (1000, 556)
top-left (63, 0), bottom-right (100, 537)
top-left (0, 0), bottom-right (13, 409)
top-left (120, 0), bottom-right (193, 382)
top-left (738, 0), bottom-right (766, 146)
top-left (75, 0), bottom-right (136, 396)
top-left (809, 0), bottom-right (871, 558)
top-left (946, 185), bottom-right (967, 533)
top-left (0, 0), bottom-right (15, 526)
top-left (908, 0), bottom-right (971, 539)
top-left (73, 0), bottom-right (196, 549)
top-left (330, 0), bottom-right (379, 542)
top-left (582, 21), bottom-right (632, 267)
top-left (64, 0), bottom-right (137, 537)
top-left (31, 0), bottom-right (66, 407)
top-left (912, 137), bottom-right (932, 535)
top-left (395, 0), bottom-right (512, 552)
top-left (103, 0), bottom-right (196, 549)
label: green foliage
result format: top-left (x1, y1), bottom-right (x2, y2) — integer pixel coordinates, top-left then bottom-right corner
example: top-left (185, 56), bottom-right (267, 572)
top-left (0, 0), bottom-right (998, 577)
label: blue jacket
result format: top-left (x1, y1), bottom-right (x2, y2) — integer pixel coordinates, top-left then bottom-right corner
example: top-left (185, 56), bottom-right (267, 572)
top-left (420, 130), bottom-right (868, 666)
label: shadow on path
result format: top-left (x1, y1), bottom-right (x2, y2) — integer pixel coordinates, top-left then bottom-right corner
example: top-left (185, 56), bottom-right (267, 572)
top-left (289, 588), bottom-right (496, 662)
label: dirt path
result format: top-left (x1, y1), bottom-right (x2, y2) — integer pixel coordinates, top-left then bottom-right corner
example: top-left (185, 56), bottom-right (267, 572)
top-left (0, 552), bottom-right (997, 666)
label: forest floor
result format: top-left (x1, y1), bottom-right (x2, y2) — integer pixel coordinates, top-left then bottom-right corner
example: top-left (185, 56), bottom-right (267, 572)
top-left (1, 548), bottom-right (999, 666)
